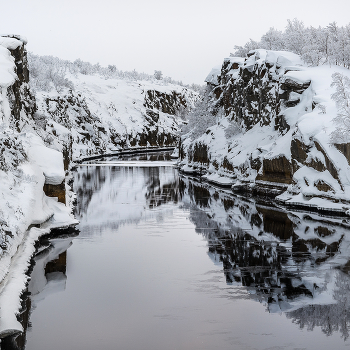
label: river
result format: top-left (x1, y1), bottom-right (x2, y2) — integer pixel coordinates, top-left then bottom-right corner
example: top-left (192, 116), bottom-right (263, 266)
top-left (3, 152), bottom-right (350, 349)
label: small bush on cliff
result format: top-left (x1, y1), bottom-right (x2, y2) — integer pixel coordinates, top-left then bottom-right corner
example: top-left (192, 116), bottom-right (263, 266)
top-left (0, 133), bottom-right (26, 173)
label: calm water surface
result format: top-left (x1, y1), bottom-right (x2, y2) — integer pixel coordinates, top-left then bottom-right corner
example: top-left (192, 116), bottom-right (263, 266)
top-left (4, 153), bottom-right (350, 349)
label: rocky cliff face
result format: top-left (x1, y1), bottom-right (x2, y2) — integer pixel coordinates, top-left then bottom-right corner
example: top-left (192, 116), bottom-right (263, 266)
top-left (180, 50), bottom-right (350, 214)
top-left (31, 71), bottom-right (197, 165)
top-left (0, 35), bottom-right (36, 132)
top-left (0, 36), bottom-right (78, 337)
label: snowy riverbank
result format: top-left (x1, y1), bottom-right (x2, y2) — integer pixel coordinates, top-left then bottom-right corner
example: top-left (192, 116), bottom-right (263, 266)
top-left (0, 36), bottom-right (77, 337)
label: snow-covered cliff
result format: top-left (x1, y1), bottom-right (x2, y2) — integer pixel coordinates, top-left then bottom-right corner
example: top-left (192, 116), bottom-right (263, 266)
top-left (27, 54), bottom-right (198, 166)
top-left (35, 78), bottom-right (197, 162)
top-left (0, 35), bottom-right (77, 336)
top-left (179, 49), bottom-right (350, 215)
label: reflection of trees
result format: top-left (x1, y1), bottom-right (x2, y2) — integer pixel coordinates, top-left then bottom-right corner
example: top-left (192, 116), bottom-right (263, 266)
top-left (287, 270), bottom-right (350, 340)
top-left (181, 176), bottom-right (350, 338)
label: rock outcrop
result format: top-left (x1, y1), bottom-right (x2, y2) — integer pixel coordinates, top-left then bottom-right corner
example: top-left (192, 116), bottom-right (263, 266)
top-left (180, 49), bottom-right (350, 214)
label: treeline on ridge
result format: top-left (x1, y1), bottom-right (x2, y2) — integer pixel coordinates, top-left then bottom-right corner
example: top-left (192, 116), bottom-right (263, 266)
top-left (233, 19), bottom-right (350, 68)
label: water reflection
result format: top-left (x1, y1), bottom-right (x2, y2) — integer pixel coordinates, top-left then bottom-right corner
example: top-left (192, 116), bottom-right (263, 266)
top-left (72, 159), bottom-right (350, 340)
top-left (74, 165), bottom-right (180, 231)
top-left (4, 153), bottom-right (350, 349)
top-left (180, 176), bottom-right (350, 339)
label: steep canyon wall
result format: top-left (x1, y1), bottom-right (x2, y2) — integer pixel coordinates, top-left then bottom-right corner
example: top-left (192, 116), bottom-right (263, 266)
top-left (180, 50), bottom-right (350, 214)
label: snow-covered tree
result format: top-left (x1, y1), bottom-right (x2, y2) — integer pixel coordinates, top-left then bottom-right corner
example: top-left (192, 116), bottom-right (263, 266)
top-left (154, 70), bottom-right (163, 80)
top-left (231, 19), bottom-right (350, 69)
top-left (260, 27), bottom-right (285, 51)
top-left (232, 39), bottom-right (260, 58)
top-left (283, 18), bottom-right (306, 55)
top-left (181, 87), bottom-right (217, 139)
top-left (108, 65), bottom-right (116, 73)
top-left (301, 26), bottom-right (329, 66)
top-left (331, 72), bottom-right (350, 117)
top-left (330, 72), bottom-right (350, 142)
top-left (332, 25), bottom-right (350, 68)
top-left (28, 54), bottom-right (74, 92)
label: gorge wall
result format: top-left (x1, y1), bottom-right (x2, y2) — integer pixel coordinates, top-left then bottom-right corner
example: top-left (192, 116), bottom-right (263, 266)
top-left (31, 66), bottom-right (197, 166)
top-left (179, 49), bottom-right (350, 215)
top-left (0, 35), bottom-right (78, 337)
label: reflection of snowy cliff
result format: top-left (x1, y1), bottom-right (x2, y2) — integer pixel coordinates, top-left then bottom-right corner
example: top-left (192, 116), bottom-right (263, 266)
top-left (73, 161), bottom-right (180, 232)
top-left (180, 175), bottom-right (350, 338)
top-left (1, 228), bottom-right (78, 350)
top-left (28, 235), bottom-right (75, 301)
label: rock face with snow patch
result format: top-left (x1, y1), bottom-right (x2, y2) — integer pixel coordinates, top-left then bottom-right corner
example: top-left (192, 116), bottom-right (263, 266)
top-left (0, 35), bottom-right (36, 132)
top-left (180, 49), bottom-right (350, 214)
top-left (0, 36), bottom-right (78, 337)
top-left (32, 74), bottom-right (197, 163)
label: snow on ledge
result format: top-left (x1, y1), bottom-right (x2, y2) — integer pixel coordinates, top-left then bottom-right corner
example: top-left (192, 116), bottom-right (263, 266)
top-left (0, 37), bottom-right (23, 51)
top-left (23, 133), bottom-right (65, 185)
top-left (0, 200), bottom-right (77, 337)
top-left (205, 66), bottom-right (221, 85)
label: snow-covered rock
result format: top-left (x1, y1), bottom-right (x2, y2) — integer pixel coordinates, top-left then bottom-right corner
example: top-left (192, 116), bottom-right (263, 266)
top-left (0, 36), bottom-right (77, 337)
top-left (31, 70), bottom-right (198, 164)
top-left (179, 49), bottom-right (350, 215)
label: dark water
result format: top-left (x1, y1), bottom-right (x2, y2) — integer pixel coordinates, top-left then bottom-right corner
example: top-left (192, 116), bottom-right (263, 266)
top-left (4, 153), bottom-right (350, 349)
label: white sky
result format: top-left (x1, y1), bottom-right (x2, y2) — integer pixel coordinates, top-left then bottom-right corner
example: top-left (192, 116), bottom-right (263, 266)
top-left (1, 0), bottom-right (350, 84)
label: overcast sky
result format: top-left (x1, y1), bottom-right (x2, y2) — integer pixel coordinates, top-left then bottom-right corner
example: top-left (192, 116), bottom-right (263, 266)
top-left (1, 0), bottom-right (350, 84)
